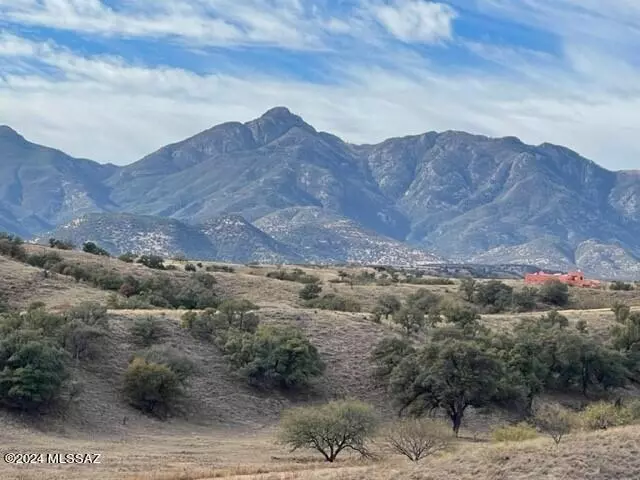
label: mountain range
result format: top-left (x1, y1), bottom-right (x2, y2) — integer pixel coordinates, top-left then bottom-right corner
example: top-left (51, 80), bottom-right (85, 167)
top-left (2, 107), bottom-right (640, 278)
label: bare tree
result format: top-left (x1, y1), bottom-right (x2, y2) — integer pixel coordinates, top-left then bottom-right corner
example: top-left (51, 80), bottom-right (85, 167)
top-left (384, 418), bottom-right (451, 462)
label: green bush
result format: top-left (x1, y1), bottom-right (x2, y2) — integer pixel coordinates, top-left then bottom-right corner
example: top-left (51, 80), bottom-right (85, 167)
top-left (579, 402), bottom-right (634, 430)
top-left (299, 283), bottom-right (322, 300)
top-left (64, 302), bottom-right (108, 328)
top-left (491, 423), bottom-right (538, 443)
top-left (27, 251), bottom-right (63, 269)
top-left (222, 325), bottom-right (325, 389)
top-left (266, 269), bottom-right (320, 284)
top-left (0, 329), bottom-right (68, 411)
top-left (82, 241), bottom-right (110, 257)
top-left (118, 252), bottom-right (136, 263)
top-left (62, 320), bottom-right (106, 360)
top-left (123, 357), bottom-right (182, 419)
top-left (137, 345), bottom-right (195, 383)
top-left (205, 264), bottom-right (235, 273)
top-left (0, 233), bottom-right (27, 261)
top-left (279, 400), bottom-right (378, 462)
top-left (184, 263), bottom-right (196, 272)
top-left (49, 238), bottom-right (74, 250)
top-left (129, 317), bottom-right (165, 347)
top-left (404, 277), bottom-right (454, 285)
top-left (539, 280), bottom-right (570, 306)
top-left (305, 294), bottom-right (361, 312)
top-left (474, 280), bottom-right (514, 313)
top-left (375, 295), bottom-right (402, 319)
top-left (137, 254), bottom-right (166, 270)
top-left (610, 281), bottom-right (634, 291)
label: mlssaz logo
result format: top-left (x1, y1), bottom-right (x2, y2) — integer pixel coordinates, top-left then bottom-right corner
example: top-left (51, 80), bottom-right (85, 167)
top-left (46, 453), bottom-right (102, 464)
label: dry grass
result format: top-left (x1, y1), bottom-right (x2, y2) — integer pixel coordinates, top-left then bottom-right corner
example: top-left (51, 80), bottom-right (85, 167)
top-left (3, 422), bottom-right (640, 480)
top-left (3, 249), bottom-right (640, 480)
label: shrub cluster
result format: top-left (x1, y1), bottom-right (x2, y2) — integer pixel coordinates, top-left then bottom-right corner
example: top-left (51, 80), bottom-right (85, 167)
top-left (459, 278), bottom-right (568, 313)
top-left (205, 264), bottom-right (235, 273)
top-left (82, 241), bottom-right (110, 257)
top-left (610, 281), bottom-right (634, 291)
top-left (48, 238), bottom-right (74, 250)
top-left (109, 273), bottom-right (219, 310)
top-left (0, 232), bottom-right (28, 261)
top-left (305, 294), bottom-right (361, 312)
top-left (0, 302), bottom-right (110, 412)
top-left (266, 268), bottom-right (320, 284)
top-left (183, 301), bottom-right (324, 389)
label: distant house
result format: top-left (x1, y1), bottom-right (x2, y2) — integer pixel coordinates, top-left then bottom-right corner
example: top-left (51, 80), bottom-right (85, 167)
top-left (524, 270), bottom-right (601, 288)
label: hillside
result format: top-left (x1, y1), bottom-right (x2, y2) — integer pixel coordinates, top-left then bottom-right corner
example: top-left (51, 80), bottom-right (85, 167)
top-left (3, 246), bottom-right (640, 478)
top-left (4, 108), bottom-right (640, 277)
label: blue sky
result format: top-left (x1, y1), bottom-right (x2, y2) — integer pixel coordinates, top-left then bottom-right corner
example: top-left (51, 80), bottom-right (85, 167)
top-left (0, 1), bottom-right (639, 169)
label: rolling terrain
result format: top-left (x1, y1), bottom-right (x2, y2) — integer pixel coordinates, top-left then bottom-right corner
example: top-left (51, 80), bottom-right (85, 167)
top-left (1, 245), bottom-right (640, 479)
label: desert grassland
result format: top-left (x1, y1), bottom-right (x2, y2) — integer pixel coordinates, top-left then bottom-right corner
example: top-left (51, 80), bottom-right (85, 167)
top-left (2, 424), bottom-right (640, 480)
top-left (4, 247), bottom-right (640, 480)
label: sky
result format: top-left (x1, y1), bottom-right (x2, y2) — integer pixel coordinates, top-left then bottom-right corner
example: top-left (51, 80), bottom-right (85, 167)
top-left (0, 1), bottom-right (638, 170)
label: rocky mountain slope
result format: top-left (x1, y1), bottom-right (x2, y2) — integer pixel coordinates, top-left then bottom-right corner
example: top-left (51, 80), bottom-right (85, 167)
top-left (3, 107), bottom-right (640, 277)
top-left (44, 212), bottom-right (440, 265)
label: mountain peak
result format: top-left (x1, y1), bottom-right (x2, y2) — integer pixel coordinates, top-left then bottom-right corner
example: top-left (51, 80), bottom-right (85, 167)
top-left (0, 125), bottom-right (25, 142)
top-left (246, 106), bottom-right (314, 145)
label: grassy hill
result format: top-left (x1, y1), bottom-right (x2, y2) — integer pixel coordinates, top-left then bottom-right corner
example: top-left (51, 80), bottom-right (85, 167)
top-left (2, 244), bottom-right (640, 479)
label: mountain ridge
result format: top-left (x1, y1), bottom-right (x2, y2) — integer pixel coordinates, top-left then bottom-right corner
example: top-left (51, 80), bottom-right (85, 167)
top-left (2, 107), bottom-right (640, 278)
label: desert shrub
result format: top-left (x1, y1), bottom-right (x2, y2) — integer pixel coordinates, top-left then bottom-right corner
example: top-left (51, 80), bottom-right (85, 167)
top-left (49, 238), bottom-right (74, 250)
top-left (216, 299), bottom-right (260, 332)
top-left (184, 263), bottom-right (196, 272)
top-left (512, 287), bottom-right (538, 312)
top-left (458, 277), bottom-right (477, 302)
top-left (62, 320), bottom-right (106, 360)
top-left (299, 283), bottom-right (322, 300)
top-left (119, 275), bottom-right (141, 297)
top-left (539, 280), bottom-right (569, 306)
top-left (129, 317), bottom-right (165, 347)
top-left (118, 252), bottom-right (136, 263)
top-left (137, 254), bottom-right (165, 270)
top-left (64, 302), bottom-right (108, 328)
top-left (534, 403), bottom-right (573, 445)
top-left (406, 289), bottom-right (440, 313)
top-left (266, 269), bottom-right (320, 284)
top-left (27, 301), bottom-right (46, 311)
top-left (404, 277), bottom-right (454, 285)
top-left (392, 307), bottom-right (426, 335)
top-left (0, 329), bottom-right (68, 411)
top-left (205, 264), bottom-right (235, 273)
top-left (474, 280), bottom-right (514, 313)
top-left (491, 423), bottom-right (538, 443)
top-left (441, 304), bottom-right (481, 331)
top-left (82, 241), bottom-right (110, 257)
top-left (165, 265), bottom-right (178, 271)
top-left (181, 311), bottom-right (198, 330)
top-left (579, 402), bottom-right (634, 430)
top-left (26, 251), bottom-right (63, 269)
top-left (0, 296), bottom-right (7, 313)
top-left (305, 294), bottom-right (361, 312)
top-left (0, 233), bottom-right (27, 261)
top-left (221, 325), bottom-right (325, 389)
top-left (375, 295), bottom-right (402, 320)
top-left (371, 337), bottom-right (415, 382)
top-left (137, 345), bottom-right (195, 383)
top-left (91, 270), bottom-right (125, 291)
top-left (384, 418), bottom-right (451, 461)
top-left (278, 400), bottom-right (378, 462)
top-left (123, 357), bottom-right (182, 419)
top-left (610, 281), bottom-right (634, 291)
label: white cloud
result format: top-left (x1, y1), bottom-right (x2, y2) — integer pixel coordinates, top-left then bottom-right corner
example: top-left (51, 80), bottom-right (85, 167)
top-left (372, 0), bottom-right (456, 43)
top-left (1, 33), bottom-right (639, 170)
